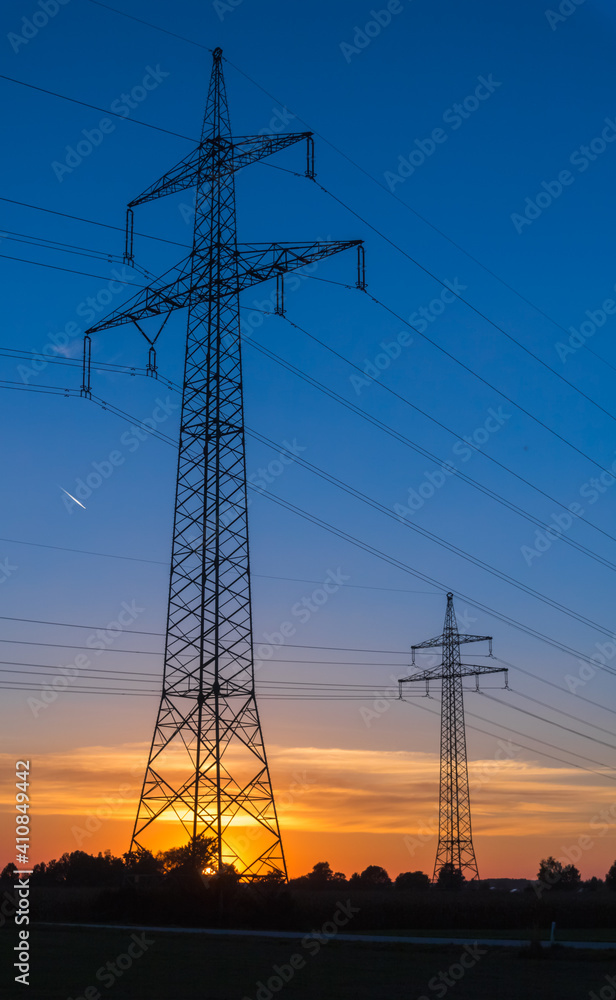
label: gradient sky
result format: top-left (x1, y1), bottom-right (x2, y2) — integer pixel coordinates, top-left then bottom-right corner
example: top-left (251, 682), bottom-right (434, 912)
top-left (1, 0), bottom-right (616, 880)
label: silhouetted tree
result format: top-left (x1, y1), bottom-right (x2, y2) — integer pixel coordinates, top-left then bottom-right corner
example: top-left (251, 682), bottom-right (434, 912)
top-left (348, 865), bottom-right (392, 889)
top-left (583, 876), bottom-right (603, 891)
top-left (123, 848), bottom-right (163, 875)
top-left (395, 870), bottom-right (430, 891)
top-left (436, 863), bottom-right (465, 890)
top-left (213, 863), bottom-right (241, 886)
top-left (30, 851), bottom-right (124, 887)
top-left (537, 856), bottom-right (562, 887)
top-left (301, 861), bottom-right (346, 888)
top-left (0, 863), bottom-right (16, 883)
top-left (606, 861), bottom-right (616, 890)
top-left (259, 868), bottom-right (286, 885)
top-left (560, 864), bottom-right (581, 890)
top-left (537, 857), bottom-right (580, 891)
top-left (159, 833), bottom-right (216, 875)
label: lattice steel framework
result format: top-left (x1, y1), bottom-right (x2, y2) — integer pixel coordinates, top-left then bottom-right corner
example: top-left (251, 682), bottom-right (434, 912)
top-left (399, 593), bottom-right (506, 882)
top-left (85, 48), bottom-right (364, 880)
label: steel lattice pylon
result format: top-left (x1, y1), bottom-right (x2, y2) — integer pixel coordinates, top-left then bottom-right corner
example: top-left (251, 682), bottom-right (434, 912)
top-left (399, 593), bottom-right (506, 882)
top-left (84, 48), bottom-right (364, 880)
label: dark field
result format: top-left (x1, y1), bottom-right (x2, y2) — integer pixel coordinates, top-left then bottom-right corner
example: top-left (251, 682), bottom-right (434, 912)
top-left (2, 886), bottom-right (615, 999)
top-left (2, 925), bottom-right (616, 1000)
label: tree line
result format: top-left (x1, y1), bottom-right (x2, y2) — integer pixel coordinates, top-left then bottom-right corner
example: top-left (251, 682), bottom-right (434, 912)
top-left (2, 844), bottom-right (616, 890)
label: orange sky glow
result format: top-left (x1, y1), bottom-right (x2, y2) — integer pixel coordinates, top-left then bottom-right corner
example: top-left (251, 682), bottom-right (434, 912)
top-left (2, 743), bottom-right (614, 881)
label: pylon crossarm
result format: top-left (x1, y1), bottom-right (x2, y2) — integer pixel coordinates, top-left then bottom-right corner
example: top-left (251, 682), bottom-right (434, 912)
top-left (236, 239), bottom-right (362, 290)
top-left (226, 131), bottom-right (312, 172)
top-left (128, 145), bottom-right (203, 207)
top-left (412, 632), bottom-right (491, 651)
top-left (87, 239), bottom-right (362, 335)
top-left (411, 635), bottom-right (445, 651)
top-left (128, 132), bottom-right (312, 209)
top-left (400, 663), bottom-right (506, 683)
top-left (85, 255), bottom-right (194, 333)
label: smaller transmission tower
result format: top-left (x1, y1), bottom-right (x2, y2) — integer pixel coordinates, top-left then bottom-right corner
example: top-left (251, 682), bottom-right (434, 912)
top-left (399, 592), bottom-right (507, 882)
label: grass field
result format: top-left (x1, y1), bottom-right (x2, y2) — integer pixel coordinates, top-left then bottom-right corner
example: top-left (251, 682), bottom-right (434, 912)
top-left (2, 926), bottom-right (616, 1000)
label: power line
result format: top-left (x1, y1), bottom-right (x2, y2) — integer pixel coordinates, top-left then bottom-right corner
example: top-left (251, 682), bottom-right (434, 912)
top-left (493, 656), bottom-right (616, 719)
top-left (0, 379), bottom-right (76, 397)
top-left (0, 674), bottom-right (612, 779)
top-left (248, 426), bottom-right (616, 642)
top-left (0, 638), bottom-right (160, 655)
top-left (256, 488), bottom-right (616, 673)
top-left (0, 667), bottom-right (611, 769)
top-left (0, 227), bottom-right (118, 262)
top-left (482, 691), bottom-right (616, 752)
top-left (5, 60), bottom-right (614, 452)
top-left (510, 688), bottom-right (616, 740)
top-left (0, 73), bottom-right (195, 142)
top-left (6, 195), bottom-right (610, 495)
top-left (429, 700), bottom-right (616, 783)
top-left (366, 286), bottom-right (616, 481)
top-left (6, 376), bottom-right (616, 672)
top-left (0, 251), bottom-right (146, 286)
top-left (4, 373), bottom-right (616, 671)
top-left (5, 221), bottom-right (616, 567)
top-left (0, 534), bottom-right (168, 567)
top-left (250, 327), bottom-right (616, 557)
top-left (88, 0), bottom-right (213, 53)
top-left (214, 46), bottom-right (616, 388)
top-left (3, 156), bottom-right (615, 514)
top-left (315, 180), bottom-right (616, 428)
top-left (0, 195), bottom-right (190, 250)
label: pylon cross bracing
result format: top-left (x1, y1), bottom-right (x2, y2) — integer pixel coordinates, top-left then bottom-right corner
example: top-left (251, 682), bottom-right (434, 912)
top-left (399, 592), bottom-right (507, 882)
top-left (85, 47), bottom-right (364, 881)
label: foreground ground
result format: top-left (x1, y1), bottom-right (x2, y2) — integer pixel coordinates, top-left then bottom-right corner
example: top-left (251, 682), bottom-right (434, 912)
top-left (2, 926), bottom-right (616, 1000)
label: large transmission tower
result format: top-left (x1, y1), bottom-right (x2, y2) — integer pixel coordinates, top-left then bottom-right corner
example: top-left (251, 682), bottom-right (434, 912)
top-left (84, 48), bottom-right (364, 880)
top-left (399, 593), bottom-right (506, 882)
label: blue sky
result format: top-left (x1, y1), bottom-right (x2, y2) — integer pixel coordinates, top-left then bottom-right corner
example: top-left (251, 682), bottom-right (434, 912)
top-left (1, 0), bottom-right (616, 876)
